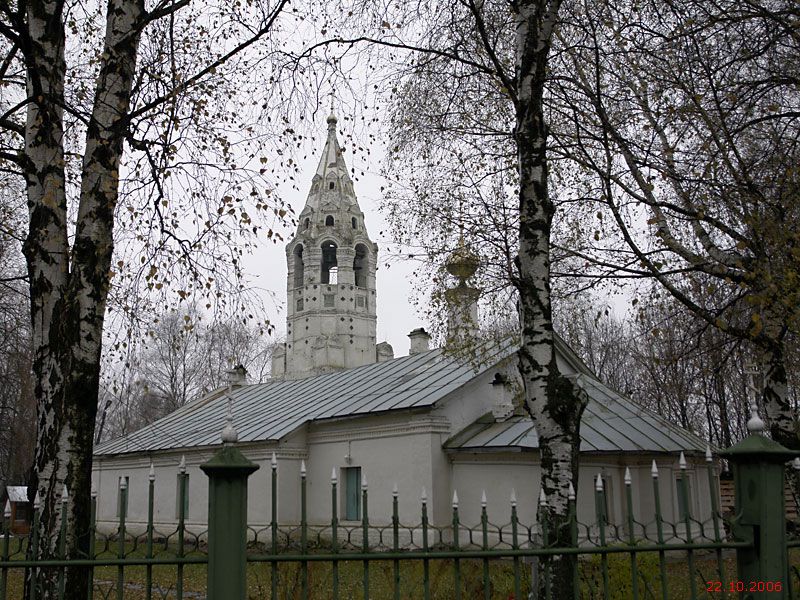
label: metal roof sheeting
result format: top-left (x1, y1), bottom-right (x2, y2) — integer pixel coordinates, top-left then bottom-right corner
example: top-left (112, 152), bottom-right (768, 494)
top-left (6, 486), bottom-right (28, 503)
top-left (95, 337), bottom-right (706, 456)
top-left (95, 340), bottom-right (512, 456)
top-left (445, 377), bottom-right (707, 454)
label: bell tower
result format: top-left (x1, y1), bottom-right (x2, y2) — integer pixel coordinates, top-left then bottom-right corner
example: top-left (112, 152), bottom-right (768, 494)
top-left (272, 111), bottom-right (379, 379)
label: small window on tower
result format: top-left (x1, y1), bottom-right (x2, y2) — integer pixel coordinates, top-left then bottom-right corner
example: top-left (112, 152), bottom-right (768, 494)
top-left (324, 294), bottom-right (335, 307)
top-left (329, 182), bottom-right (335, 190)
top-left (325, 215), bottom-right (335, 226)
top-left (329, 266), bottom-right (338, 284)
top-left (304, 218), bottom-right (310, 230)
top-left (296, 298), bottom-right (304, 311)
top-left (351, 217), bottom-right (357, 229)
top-left (356, 296), bottom-right (365, 309)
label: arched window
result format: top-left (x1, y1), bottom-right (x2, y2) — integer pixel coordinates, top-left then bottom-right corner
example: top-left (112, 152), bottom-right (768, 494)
top-left (329, 181), bottom-right (335, 190)
top-left (354, 243), bottom-right (368, 288)
top-left (325, 215), bottom-right (335, 226)
top-left (293, 245), bottom-right (304, 288)
top-left (321, 241), bottom-right (338, 284)
top-left (304, 218), bottom-right (310, 230)
top-left (351, 217), bottom-right (357, 229)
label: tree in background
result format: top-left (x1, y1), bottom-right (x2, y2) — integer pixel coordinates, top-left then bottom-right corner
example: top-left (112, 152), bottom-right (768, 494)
top-left (0, 181), bottom-right (34, 488)
top-left (0, 0), bottom-right (298, 595)
top-left (96, 309), bottom-right (276, 442)
top-left (552, 0), bottom-right (800, 448)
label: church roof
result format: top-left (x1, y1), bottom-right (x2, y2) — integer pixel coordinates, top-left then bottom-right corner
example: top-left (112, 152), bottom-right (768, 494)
top-left (94, 336), bottom-right (707, 457)
top-left (445, 376), bottom-right (708, 454)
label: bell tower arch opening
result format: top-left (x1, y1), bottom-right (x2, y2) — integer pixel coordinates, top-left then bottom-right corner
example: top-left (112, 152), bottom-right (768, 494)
top-left (293, 245), bottom-right (304, 288)
top-left (321, 241), bottom-right (338, 284)
top-left (354, 243), bottom-right (368, 288)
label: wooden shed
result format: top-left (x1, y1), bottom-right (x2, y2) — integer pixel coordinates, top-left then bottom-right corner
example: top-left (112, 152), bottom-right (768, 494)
top-left (2, 486), bottom-right (31, 535)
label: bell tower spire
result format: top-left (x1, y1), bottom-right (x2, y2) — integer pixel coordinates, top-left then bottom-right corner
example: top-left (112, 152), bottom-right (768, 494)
top-left (272, 111), bottom-right (379, 380)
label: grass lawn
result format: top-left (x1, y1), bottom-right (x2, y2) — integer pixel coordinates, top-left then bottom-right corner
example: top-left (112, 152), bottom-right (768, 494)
top-left (3, 548), bottom-right (800, 598)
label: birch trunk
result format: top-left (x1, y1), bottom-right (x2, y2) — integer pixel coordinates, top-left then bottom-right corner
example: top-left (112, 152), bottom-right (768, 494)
top-left (23, 1), bottom-right (145, 598)
top-left (513, 0), bottom-right (587, 597)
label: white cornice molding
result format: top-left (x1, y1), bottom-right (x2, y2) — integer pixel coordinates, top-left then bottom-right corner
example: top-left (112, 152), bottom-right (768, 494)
top-left (308, 416), bottom-right (450, 444)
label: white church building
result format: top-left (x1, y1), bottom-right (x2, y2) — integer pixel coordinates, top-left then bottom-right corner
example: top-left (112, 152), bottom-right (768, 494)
top-left (92, 113), bottom-right (714, 537)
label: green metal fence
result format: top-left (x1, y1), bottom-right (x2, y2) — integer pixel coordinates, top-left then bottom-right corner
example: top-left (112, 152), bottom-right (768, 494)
top-left (1, 424), bottom-right (798, 599)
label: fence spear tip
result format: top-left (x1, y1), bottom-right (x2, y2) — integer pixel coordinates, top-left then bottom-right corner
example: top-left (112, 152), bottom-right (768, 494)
top-left (452, 489), bottom-right (459, 508)
top-left (624, 466), bottom-right (632, 486)
top-left (361, 473), bottom-right (368, 491)
top-left (3, 499), bottom-right (10, 518)
top-left (794, 457), bottom-right (800, 471)
top-left (62, 483), bottom-right (69, 502)
top-left (481, 490), bottom-right (487, 508)
top-left (331, 466), bottom-right (338, 483)
top-left (91, 483), bottom-right (98, 498)
top-left (595, 473), bottom-right (604, 491)
top-left (679, 451), bottom-right (687, 470)
top-left (392, 482), bottom-right (398, 497)
top-left (149, 462), bottom-right (155, 481)
top-left (179, 455), bottom-right (186, 474)
top-left (510, 488), bottom-right (517, 507)
top-left (539, 488), bottom-right (547, 506)
top-left (421, 487), bottom-right (427, 503)
top-left (300, 459), bottom-right (307, 476)
top-left (705, 445), bottom-right (712, 462)
top-left (271, 452), bottom-right (277, 468)
top-left (651, 460), bottom-right (659, 478)
top-left (33, 491), bottom-right (41, 510)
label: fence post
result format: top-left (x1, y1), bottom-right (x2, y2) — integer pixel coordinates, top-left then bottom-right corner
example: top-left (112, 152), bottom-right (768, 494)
top-left (200, 400), bottom-right (259, 600)
top-left (719, 410), bottom-right (796, 599)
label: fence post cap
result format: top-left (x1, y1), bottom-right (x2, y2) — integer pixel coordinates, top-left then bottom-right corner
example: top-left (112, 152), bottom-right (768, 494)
top-left (719, 433), bottom-right (798, 462)
top-left (331, 466), bottom-right (338, 483)
top-left (452, 489), bottom-right (459, 508)
top-left (149, 462), bottom-right (155, 481)
top-left (421, 487), bottom-right (427, 503)
top-left (3, 499), bottom-right (10, 518)
top-left (300, 460), bottom-right (307, 477)
top-left (481, 490), bottom-right (487, 507)
top-left (651, 460), bottom-right (659, 478)
top-left (179, 455), bottom-right (186, 474)
top-left (705, 445), bottom-right (713, 462)
top-left (624, 467), bottom-right (632, 485)
top-left (91, 483), bottom-right (98, 498)
top-left (33, 492), bottom-right (41, 510)
top-left (200, 445), bottom-right (259, 478)
top-left (271, 452), bottom-right (277, 469)
top-left (539, 488), bottom-right (547, 507)
top-left (679, 452), bottom-right (687, 470)
top-left (595, 473), bottom-right (603, 491)
top-left (392, 482), bottom-right (398, 497)
top-left (361, 473), bottom-right (368, 491)
top-left (62, 484), bottom-right (69, 502)
top-left (568, 481), bottom-right (575, 500)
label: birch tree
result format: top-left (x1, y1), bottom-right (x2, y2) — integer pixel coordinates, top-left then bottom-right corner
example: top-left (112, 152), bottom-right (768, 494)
top-left (0, 0), bottom-right (296, 596)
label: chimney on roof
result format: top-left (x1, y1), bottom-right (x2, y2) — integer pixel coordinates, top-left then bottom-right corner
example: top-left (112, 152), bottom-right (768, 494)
top-left (225, 364), bottom-right (248, 388)
top-left (408, 328), bottom-right (431, 355)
